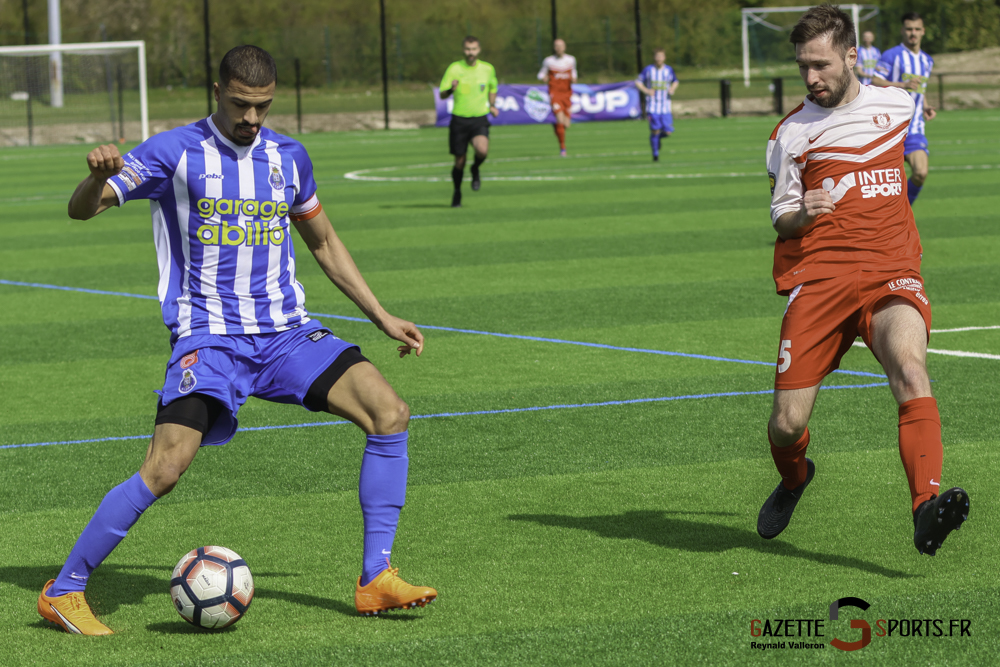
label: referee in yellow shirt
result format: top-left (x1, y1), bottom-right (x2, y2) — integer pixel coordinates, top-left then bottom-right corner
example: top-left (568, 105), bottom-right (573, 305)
top-left (439, 36), bottom-right (499, 207)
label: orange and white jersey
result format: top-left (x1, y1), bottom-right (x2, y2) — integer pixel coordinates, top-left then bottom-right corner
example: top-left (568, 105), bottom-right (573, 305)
top-left (767, 85), bottom-right (922, 294)
top-left (538, 54), bottom-right (577, 95)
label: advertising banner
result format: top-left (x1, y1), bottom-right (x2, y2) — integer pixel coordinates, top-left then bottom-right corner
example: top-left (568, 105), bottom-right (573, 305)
top-left (434, 82), bottom-right (642, 127)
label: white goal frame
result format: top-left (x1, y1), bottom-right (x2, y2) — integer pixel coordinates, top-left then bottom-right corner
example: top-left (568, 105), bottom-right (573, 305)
top-left (741, 5), bottom-right (879, 87)
top-left (0, 40), bottom-right (149, 141)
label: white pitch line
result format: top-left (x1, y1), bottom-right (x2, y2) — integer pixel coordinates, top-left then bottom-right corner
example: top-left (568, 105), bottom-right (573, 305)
top-left (926, 348), bottom-right (1000, 360)
top-left (931, 325), bottom-right (1000, 333)
top-left (853, 341), bottom-right (999, 360)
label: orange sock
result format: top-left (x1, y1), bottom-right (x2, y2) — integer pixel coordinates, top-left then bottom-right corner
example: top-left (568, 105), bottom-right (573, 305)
top-left (899, 397), bottom-right (943, 512)
top-left (769, 428), bottom-right (810, 490)
top-left (553, 123), bottom-right (566, 149)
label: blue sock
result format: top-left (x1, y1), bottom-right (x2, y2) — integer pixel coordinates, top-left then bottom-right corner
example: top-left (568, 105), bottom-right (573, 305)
top-left (359, 432), bottom-right (408, 586)
top-left (49, 473), bottom-right (157, 596)
top-left (650, 133), bottom-right (661, 157)
top-left (907, 178), bottom-right (922, 205)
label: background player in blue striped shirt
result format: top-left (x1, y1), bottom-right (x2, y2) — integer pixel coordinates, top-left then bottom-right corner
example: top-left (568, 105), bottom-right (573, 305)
top-left (37, 45), bottom-right (436, 635)
top-left (855, 31), bottom-right (880, 85)
top-left (635, 49), bottom-right (679, 162)
top-left (873, 12), bottom-right (936, 205)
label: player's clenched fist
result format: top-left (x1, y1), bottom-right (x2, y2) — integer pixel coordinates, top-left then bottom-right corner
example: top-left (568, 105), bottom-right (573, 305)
top-left (87, 144), bottom-right (124, 181)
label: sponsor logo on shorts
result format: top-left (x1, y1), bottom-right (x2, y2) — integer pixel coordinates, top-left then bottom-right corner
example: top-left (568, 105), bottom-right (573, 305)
top-left (887, 277), bottom-right (923, 292)
top-left (179, 369), bottom-right (197, 394)
top-left (768, 172), bottom-right (776, 195)
top-left (871, 113), bottom-right (892, 130)
top-left (306, 330), bottom-right (330, 342)
top-left (887, 277), bottom-right (929, 305)
top-left (269, 165), bottom-right (285, 190)
top-left (180, 350), bottom-right (199, 369)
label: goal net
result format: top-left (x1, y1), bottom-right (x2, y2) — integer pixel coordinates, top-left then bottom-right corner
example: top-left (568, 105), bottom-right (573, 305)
top-left (0, 41), bottom-right (148, 147)
top-left (741, 5), bottom-right (880, 86)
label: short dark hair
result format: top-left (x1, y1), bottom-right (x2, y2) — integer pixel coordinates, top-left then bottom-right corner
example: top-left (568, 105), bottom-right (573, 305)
top-left (789, 4), bottom-right (857, 56)
top-left (219, 45), bottom-right (277, 88)
top-left (463, 36), bottom-right (479, 45)
top-left (653, 48), bottom-right (666, 55)
top-left (901, 12), bottom-right (923, 24)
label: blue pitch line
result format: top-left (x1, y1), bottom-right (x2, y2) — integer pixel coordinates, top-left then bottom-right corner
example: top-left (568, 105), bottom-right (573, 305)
top-left (0, 382), bottom-right (887, 451)
top-left (0, 279), bottom-right (158, 301)
top-left (0, 279), bottom-right (887, 379)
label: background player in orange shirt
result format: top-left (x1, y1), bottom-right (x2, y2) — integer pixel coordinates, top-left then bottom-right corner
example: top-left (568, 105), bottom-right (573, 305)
top-left (758, 5), bottom-right (968, 556)
top-left (537, 39), bottom-right (577, 156)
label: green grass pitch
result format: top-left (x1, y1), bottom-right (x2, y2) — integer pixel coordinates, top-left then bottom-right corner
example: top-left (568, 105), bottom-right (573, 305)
top-left (1, 108), bottom-right (998, 665)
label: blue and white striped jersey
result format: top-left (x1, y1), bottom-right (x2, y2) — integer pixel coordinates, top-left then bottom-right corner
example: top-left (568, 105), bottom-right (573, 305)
top-left (636, 64), bottom-right (677, 115)
top-left (856, 45), bottom-right (881, 85)
top-left (875, 44), bottom-right (934, 136)
top-left (108, 117), bottom-right (322, 344)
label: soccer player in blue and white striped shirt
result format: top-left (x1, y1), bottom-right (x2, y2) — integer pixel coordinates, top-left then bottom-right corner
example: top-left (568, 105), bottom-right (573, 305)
top-left (873, 12), bottom-right (936, 205)
top-left (38, 46), bottom-right (436, 635)
top-left (854, 31), bottom-right (880, 85)
top-left (635, 49), bottom-right (679, 162)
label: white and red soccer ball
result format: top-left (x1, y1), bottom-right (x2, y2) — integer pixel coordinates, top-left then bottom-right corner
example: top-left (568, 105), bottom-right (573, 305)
top-left (170, 545), bottom-right (254, 629)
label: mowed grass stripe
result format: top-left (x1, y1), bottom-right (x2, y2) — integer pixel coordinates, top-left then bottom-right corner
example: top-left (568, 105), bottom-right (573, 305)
top-left (1, 447), bottom-right (995, 666)
top-left (0, 110), bottom-right (998, 664)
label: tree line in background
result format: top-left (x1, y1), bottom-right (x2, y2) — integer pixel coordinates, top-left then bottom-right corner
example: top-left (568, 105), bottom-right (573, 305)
top-left (2, 0), bottom-right (998, 88)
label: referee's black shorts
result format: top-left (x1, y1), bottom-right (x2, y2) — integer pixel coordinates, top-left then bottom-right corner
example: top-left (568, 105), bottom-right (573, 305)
top-left (449, 114), bottom-right (490, 155)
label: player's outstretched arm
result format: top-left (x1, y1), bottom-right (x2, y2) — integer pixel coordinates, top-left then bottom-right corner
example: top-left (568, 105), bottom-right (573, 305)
top-left (68, 144), bottom-right (124, 220)
top-left (292, 209), bottom-right (423, 357)
top-left (774, 189), bottom-right (835, 240)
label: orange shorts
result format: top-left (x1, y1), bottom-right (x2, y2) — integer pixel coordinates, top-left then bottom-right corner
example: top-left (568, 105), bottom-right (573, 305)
top-left (774, 269), bottom-right (932, 389)
top-left (550, 92), bottom-right (572, 116)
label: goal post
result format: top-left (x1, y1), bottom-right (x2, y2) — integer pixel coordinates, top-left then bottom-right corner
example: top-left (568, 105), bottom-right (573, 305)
top-left (0, 40), bottom-right (149, 146)
top-left (741, 5), bottom-right (879, 87)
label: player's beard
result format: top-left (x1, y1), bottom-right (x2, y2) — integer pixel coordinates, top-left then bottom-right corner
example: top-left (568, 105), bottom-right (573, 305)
top-left (810, 63), bottom-right (854, 108)
top-left (232, 122), bottom-right (260, 146)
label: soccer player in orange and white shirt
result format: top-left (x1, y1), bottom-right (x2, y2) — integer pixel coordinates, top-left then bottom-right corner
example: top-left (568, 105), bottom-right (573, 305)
top-left (758, 5), bottom-right (968, 556)
top-left (537, 39), bottom-right (577, 156)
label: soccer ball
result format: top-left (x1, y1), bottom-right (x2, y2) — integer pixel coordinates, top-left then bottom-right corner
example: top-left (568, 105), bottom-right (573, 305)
top-left (170, 545), bottom-right (254, 629)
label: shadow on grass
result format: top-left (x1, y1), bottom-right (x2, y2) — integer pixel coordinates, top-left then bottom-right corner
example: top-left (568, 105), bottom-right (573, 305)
top-left (2, 564), bottom-right (368, 622)
top-left (509, 510), bottom-right (918, 579)
top-left (378, 204), bottom-right (453, 209)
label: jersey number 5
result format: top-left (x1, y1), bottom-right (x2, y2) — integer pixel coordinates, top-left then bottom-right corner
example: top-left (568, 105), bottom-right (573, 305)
top-left (777, 340), bottom-right (792, 373)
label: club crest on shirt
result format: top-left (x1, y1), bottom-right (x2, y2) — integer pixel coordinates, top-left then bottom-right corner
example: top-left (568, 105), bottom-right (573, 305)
top-left (179, 369), bottom-right (197, 394)
top-left (269, 165), bottom-right (285, 190)
top-left (180, 350), bottom-right (199, 369)
top-left (871, 113), bottom-right (891, 130)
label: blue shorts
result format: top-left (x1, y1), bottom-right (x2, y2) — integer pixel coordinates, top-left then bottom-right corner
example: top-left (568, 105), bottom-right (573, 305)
top-left (648, 113), bottom-right (674, 134)
top-left (904, 133), bottom-right (928, 156)
top-left (157, 319), bottom-right (357, 445)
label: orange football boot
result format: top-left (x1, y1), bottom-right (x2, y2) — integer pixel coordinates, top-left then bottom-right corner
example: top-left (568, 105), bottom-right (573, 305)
top-left (38, 580), bottom-right (113, 635)
top-left (355, 566), bottom-right (437, 616)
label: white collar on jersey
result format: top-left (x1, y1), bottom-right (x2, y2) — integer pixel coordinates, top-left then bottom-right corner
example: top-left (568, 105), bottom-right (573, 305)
top-left (206, 115), bottom-right (262, 158)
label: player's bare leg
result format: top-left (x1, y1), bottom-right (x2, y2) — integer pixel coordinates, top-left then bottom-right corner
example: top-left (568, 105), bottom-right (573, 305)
top-left (554, 109), bottom-right (570, 156)
top-left (904, 150), bottom-right (929, 206)
top-left (139, 424), bottom-right (204, 496)
top-left (758, 384), bottom-right (821, 539)
top-left (326, 363), bottom-right (437, 614)
top-left (870, 297), bottom-right (968, 555)
top-left (40, 424), bottom-right (200, 634)
top-left (470, 135), bottom-right (489, 192)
